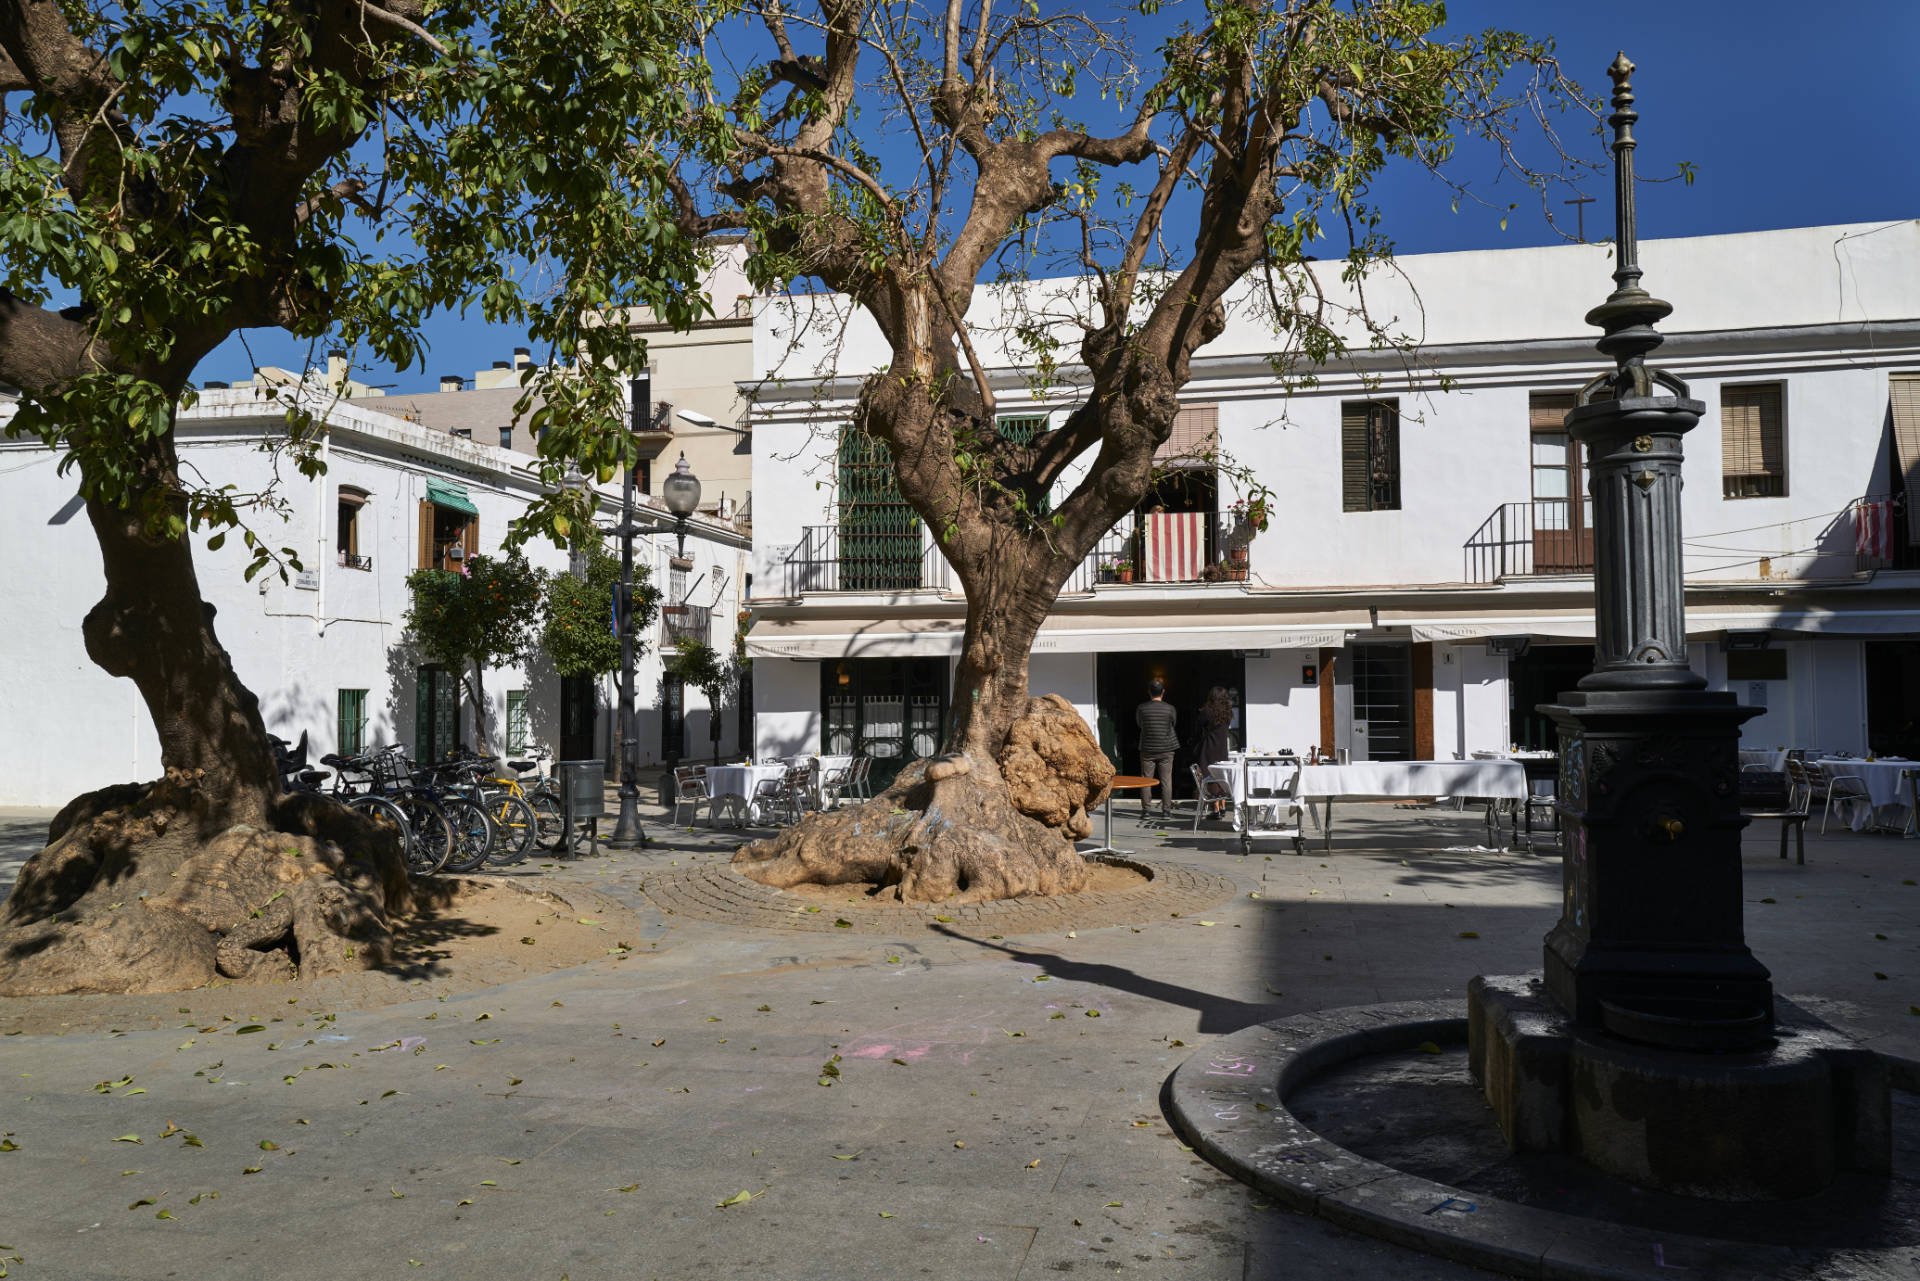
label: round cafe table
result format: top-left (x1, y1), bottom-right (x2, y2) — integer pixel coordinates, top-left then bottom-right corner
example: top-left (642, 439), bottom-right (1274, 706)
top-left (1088, 775), bottom-right (1161, 856)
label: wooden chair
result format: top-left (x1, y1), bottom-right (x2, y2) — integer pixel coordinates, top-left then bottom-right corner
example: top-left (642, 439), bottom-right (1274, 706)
top-left (1742, 769), bottom-right (1810, 865)
top-left (670, 765), bottom-right (710, 827)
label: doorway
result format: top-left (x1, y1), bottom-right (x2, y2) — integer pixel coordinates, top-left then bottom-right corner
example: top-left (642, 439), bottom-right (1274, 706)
top-left (1867, 640), bottom-right (1920, 758)
top-left (1348, 643), bottom-right (1414, 761)
top-left (558, 675), bottom-right (598, 763)
top-left (1507, 644), bottom-right (1594, 751)
top-left (820, 657), bottom-right (948, 791)
top-left (1096, 651), bottom-right (1246, 799)
top-left (414, 664), bottom-right (458, 763)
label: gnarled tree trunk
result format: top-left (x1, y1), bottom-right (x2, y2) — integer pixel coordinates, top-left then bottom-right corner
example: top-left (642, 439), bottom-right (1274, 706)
top-left (0, 420), bottom-right (411, 995)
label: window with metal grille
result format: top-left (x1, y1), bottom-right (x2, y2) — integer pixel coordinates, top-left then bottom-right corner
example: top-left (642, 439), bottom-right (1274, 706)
top-left (506, 690), bottom-right (529, 753)
top-left (1341, 399), bottom-right (1400, 512)
top-left (336, 688), bottom-right (368, 756)
top-left (837, 427), bottom-right (922, 591)
top-left (1720, 383), bottom-right (1785, 499)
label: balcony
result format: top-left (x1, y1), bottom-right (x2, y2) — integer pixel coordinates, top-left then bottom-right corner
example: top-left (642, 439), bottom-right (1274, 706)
top-left (1465, 501), bottom-right (1594, 583)
top-left (661, 602), bottom-right (712, 648)
top-left (768, 513), bottom-right (1250, 598)
top-left (336, 551), bottom-right (373, 571)
top-left (1851, 494), bottom-right (1919, 573)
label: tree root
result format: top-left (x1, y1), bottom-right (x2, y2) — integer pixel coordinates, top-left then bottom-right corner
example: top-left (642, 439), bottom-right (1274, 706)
top-left (733, 760), bottom-right (1093, 903)
top-left (0, 773), bottom-right (406, 996)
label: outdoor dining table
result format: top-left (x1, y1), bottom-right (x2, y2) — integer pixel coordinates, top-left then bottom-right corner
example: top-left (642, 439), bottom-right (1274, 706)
top-left (1284, 759), bottom-right (1530, 852)
top-left (1813, 758), bottom-right (1918, 832)
top-left (1087, 774), bottom-right (1162, 856)
top-left (704, 763), bottom-right (792, 824)
top-left (1739, 748), bottom-right (1791, 773)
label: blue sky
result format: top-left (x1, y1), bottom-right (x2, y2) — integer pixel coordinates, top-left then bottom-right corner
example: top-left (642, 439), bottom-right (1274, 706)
top-left (194, 0), bottom-right (1920, 394)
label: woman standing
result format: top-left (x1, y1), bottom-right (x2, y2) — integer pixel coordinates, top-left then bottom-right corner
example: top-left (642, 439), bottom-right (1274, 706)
top-left (1200, 687), bottom-right (1234, 815)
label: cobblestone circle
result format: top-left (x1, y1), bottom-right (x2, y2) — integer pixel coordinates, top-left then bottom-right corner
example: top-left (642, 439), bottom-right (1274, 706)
top-left (638, 854), bottom-right (1238, 936)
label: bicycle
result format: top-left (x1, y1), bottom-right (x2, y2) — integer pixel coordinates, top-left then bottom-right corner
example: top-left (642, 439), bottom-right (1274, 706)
top-left (319, 747), bottom-right (455, 876)
top-left (405, 754), bottom-right (497, 874)
top-left (271, 735), bottom-right (427, 873)
top-left (442, 747), bottom-right (540, 867)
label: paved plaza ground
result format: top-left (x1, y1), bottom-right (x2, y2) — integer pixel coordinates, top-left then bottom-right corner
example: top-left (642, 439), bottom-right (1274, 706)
top-left (2, 794), bottom-right (1917, 1280)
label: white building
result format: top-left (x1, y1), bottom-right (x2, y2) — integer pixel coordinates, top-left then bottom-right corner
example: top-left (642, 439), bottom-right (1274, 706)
top-left (0, 386), bottom-right (749, 808)
top-left (744, 221), bottom-right (1920, 793)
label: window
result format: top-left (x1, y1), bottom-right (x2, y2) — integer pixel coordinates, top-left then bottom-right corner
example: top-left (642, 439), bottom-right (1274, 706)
top-left (336, 689), bottom-right (368, 755)
top-left (1727, 649), bottom-right (1788, 682)
top-left (836, 426), bottom-right (921, 590)
top-left (337, 487), bottom-right (370, 570)
top-left (505, 690), bottom-right (529, 754)
top-left (417, 481), bottom-right (478, 570)
top-left (1341, 399), bottom-right (1400, 512)
top-left (1721, 383), bottom-right (1785, 498)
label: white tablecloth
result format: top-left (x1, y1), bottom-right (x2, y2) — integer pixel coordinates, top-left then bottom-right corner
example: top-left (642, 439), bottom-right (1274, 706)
top-left (705, 764), bottom-right (791, 811)
top-left (1293, 760), bottom-right (1529, 802)
top-left (1739, 748), bottom-right (1790, 773)
top-left (1814, 759), bottom-right (1918, 831)
top-left (1208, 762), bottom-right (1301, 804)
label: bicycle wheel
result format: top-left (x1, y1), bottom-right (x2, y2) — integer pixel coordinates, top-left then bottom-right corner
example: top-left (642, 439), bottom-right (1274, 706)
top-left (438, 796), bottom-right (496, 874)
top-left (485, 794), bottom-right (539, 867)
top-left (389, 790), bottom-right (453, 875)
top-left (528, 792), bottom-right (564, 849)
top-left (345, 794), bottom-right (414, 869)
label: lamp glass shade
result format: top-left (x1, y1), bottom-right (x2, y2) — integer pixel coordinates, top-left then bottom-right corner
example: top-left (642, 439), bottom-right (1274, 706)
top-left (662, 453), bottom-right (701, 517)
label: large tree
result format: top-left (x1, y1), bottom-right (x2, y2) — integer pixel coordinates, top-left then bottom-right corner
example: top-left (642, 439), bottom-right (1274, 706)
top-left (0, 0), bottom-right (706, 992)
top-left (687, 0), bottom-right (1602, 899)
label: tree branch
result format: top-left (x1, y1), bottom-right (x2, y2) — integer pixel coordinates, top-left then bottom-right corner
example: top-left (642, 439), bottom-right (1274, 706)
top-left (356, 0), bottom-right (447, 57)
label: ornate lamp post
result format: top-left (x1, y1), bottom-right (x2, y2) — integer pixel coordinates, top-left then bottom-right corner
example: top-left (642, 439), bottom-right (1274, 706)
top-left (606, 375), bottom-right (650, 848)
top-left (661, 453), bottom-right (702, 556)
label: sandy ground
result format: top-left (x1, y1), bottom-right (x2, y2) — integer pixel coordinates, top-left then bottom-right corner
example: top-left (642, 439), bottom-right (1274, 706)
top-left (778, 859), bottom-right (1150, 903)
top-left (0, 877), bottom-right (653, 1036)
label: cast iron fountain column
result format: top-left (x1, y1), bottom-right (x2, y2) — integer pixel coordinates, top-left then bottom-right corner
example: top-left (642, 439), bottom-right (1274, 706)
top-left (1538, 55), bottom-right (1773, 1048)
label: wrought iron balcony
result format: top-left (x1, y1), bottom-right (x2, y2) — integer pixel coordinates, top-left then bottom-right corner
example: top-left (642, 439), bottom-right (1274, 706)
top-left (661, 602), bottom-right (712, 648)
top-left (1464, 500), bottom-right (1594, 583)
top-left (769, 526), bottom-right (954, 596)
top-left (336, 551), bottom-right (373, 571)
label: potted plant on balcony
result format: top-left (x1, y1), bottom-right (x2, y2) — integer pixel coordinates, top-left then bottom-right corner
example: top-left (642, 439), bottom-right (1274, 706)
top-left (1111, 554), bottom-right (1134, 585)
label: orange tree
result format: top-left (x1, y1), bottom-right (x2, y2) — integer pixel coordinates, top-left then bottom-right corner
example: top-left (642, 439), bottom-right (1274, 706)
top-left (403, 554), bottom-right (545, 758)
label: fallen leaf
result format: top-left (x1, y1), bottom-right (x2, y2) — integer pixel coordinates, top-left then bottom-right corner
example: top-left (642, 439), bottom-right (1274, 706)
top-left (1875, 972), bottom-right (1889, 980)
top-left (258, 1140), bottom-right (279, 1151)
top-left (1456, 932), bottom-right (1479, 940)
top-left (155, 1209), bottom-right (173, 1220)
top-left (520, 937), bottom-right (537, 945)
top-left (1105, 1201), bottom-right (1123, 1208)
top-left (953, 1141), bottom-right (966, 1149)
top-left (716, 1189), bottom-right (760, 1208)
top-left (235, 1025), bottom-right (265, 1034)
top-left (242, 1165), bottom-right (261, 1174)
top-left (878, 1211), bottom-right (894, 1218)
top-left (1416, 1041), bottom-right (1443, 1055)
top-left (1085, 1010), bottom-right (1101, 1018)
top-left (1196, 921), bottom-right (1217, 927)
top-left (833, 919), bottom-right (852, 929)
top-left (1025, 1159), bottom-right (1041, 1169)
top-left (1168, 1038), bottom-right (1187, 1047)
top-left (472, 1038), bottom-right (501, 1045)
top-left (113, 1135), bottom-right (142, 1144)
top-left (934, 915), bottom-right (954, 923)
top-left (128, 1198), bottom-right (156, 1209)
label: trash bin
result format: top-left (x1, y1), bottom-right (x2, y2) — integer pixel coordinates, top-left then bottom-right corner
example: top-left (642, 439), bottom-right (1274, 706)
top-left (555, 760), bottom-right (606, 857)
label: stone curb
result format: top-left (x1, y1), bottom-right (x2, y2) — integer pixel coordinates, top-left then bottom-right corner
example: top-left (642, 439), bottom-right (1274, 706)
top-left (638, 855), bottom-right (1238, 936)
top-left (1164, 1000), bottom-right (1915, 1281)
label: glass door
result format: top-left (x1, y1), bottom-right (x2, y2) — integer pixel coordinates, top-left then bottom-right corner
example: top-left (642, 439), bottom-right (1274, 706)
top-left (820, 658), bottom-right (948, 790)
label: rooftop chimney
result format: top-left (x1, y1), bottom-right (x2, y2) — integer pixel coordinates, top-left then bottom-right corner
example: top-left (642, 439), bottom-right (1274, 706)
top-left (493, 360), bottom-right (510, 370)
top-left (202, 380), bottom-right (229, 390)
top-left (513, 347), bottom-right (531, 369)
top-left (326, 351), bottom-right (349, 387)
top-left (440, 375), bottom-right (463, 392)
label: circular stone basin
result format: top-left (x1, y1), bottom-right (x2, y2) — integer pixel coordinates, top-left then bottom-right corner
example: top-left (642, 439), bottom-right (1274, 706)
top-left (1598, 995), bottom-right (1773, 1052)
top-left (779, 857), bottom-right (1152, 904)
top-left (1166, 1000), bottom-right (1920, 1280)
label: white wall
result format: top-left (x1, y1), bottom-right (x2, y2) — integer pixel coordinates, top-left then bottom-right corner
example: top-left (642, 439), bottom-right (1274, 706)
top-left (1459, 647), bottom-right (1511, 754)
top-left (1029, 653), bottom-right (1096, 736)
top-left (1242, 650), bottom-right (1319, 755)
top-left (753, 657), bottom-right (820, 760)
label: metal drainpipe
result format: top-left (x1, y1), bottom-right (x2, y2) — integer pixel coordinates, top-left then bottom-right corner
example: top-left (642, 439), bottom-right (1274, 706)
top-left (313, 423), bottom-right (331, 634)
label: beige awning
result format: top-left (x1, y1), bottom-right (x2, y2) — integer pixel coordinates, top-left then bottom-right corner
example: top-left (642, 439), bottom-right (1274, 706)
top-left (1391, 605), bottom-right (1920, 644)
top-left (746, 609), bottom-right (1368, 660)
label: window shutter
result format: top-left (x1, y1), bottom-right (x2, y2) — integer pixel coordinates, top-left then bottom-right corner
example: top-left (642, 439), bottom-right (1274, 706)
top-left (1529, 391), bottom-right (1577, 432)
top-left (463, 513), bottom-right (478, 562)
top-left (1341, 403), bottom-right (1369, 512)
top-left (418, 500), bottom-right (432, 569)
top-left (1720, 384), bottom-right (1784, 496)
top-left (1154, 404), bottom-right (1218, 467)
top-left (1892, 375), bottom-right (1920, 545)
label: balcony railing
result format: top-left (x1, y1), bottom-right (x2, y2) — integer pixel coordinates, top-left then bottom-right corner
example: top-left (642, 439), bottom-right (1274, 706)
top-left (1464, 500), bottom-right (1594, 583)
top-left (661, 602), bottom-right (712, 648)
top-left (769, 526), bottom-right (955, 596)
top-left (767, 513), bottom-right (1249, 598)
top-left (336, 551), bottom-right (373, 571)
top-left (1850, 493), bottom-right (1918, 574)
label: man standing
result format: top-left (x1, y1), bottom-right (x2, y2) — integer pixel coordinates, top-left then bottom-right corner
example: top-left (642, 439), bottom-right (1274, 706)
top-left (1135, 679), bottom-right (1179, 821)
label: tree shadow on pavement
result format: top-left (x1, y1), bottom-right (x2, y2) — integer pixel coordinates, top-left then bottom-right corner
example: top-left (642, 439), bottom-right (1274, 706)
top-left (931, 924), bottom-right (1281, 1034)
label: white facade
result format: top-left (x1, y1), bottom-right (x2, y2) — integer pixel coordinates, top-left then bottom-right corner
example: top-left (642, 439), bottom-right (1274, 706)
top-left (0, 388), bottom-right (749, 807)
top-left (743, 221), bottom-right (1920, 773)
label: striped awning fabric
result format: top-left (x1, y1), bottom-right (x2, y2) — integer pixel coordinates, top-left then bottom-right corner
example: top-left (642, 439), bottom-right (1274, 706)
top-left (1144, 511), bottom-right (1206, 582)
top-left (425, 479), bottom-right (478, 516)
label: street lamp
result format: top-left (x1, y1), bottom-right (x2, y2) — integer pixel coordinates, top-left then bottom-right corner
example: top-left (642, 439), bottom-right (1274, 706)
top-left (606, 376), bottom-right (650, 849)
top-left (661, 452), bottom-right (701, 557)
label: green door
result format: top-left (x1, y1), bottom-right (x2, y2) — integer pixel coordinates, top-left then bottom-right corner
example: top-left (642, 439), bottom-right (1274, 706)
top-left (415, 664), bottom-right (458, 763)
top-left (821, 658), bottom-right (948, 791)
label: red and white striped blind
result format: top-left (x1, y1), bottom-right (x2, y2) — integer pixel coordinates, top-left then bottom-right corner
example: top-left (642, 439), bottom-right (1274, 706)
top-left (1144, 512), bottom-right (1207, 582)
